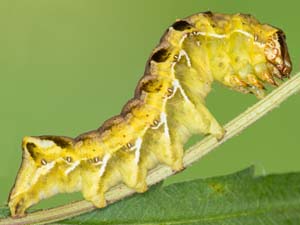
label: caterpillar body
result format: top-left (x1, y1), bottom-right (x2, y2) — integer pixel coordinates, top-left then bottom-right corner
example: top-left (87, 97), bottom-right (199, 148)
top-left (9, 12), bottom-right (291, 217)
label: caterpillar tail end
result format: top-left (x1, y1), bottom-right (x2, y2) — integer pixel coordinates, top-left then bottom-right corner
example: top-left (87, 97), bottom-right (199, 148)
top-left (8, 195), bottom-right (26, 218)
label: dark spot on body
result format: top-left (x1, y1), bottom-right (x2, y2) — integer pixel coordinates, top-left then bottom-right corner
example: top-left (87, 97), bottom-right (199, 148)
top-left (151, 48), bottom-right (170, 62)
top-left (26, 143), bottom-right (37, 159)
top-left (126, 143), bottom-right (133, 149)
top-left (136, 76), bottom-right (164, 95)
top-left (66, 156), bottom-right (72, 162)
top-left (14, 198), bottom-right (25, 216)
top-left (155, 84), bottom-right (163, 91)
top-left (203, 11), bottom-right (213, 17)
top-left (41, 159), bottom-right (47, 165)
top-left (166, 87), bottom-right (174, 97)
top-left (153, 120), bottom-right (159, 126)
top-left (26, 142), bottom-right (36, 152)
top-left (39, 136), bottom-right (71, 148)
top-left (151, 119), bottom-right (160, 128)
top-left (172, 20), bottom-right (192, 31)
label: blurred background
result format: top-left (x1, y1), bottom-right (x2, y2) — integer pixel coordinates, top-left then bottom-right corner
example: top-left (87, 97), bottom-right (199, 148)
top-left (0, 0), bottom-right (299, 209)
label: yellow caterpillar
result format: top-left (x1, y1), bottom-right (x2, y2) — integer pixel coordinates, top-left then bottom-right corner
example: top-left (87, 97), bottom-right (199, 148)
top-left (9, 12), bottom-right (292, 217)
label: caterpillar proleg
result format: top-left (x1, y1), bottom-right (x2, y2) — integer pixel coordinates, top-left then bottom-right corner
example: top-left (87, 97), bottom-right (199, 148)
top-left (8, 12), bottom-right (292, 217)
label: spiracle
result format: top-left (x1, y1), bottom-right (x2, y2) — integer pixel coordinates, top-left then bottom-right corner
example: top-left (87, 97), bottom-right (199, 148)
top-left (8, 12), bottom-right (292, 217)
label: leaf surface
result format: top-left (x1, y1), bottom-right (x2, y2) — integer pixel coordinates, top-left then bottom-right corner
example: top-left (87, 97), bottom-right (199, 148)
top-left (54, 167), bottom-right (300, 225)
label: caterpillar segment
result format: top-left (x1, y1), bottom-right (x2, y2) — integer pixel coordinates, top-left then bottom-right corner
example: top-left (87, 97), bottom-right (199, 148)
top-left (9, 12), bottom-right (291, 217)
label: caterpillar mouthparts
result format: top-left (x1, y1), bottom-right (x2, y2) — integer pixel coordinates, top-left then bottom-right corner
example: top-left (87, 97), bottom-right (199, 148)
top-left (8, 12), bottom-right (292, 217)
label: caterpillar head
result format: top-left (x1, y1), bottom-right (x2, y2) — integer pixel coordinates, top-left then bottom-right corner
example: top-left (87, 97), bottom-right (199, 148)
top-left (9, 136), bottom-right (76, 217)
top-left (264, 30), bottom-right (292, 78)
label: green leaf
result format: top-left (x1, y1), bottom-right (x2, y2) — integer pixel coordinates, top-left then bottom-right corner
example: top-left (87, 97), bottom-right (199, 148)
top-left (1, 167), bottom-right (300, 224)
top-left (54, 167), bottom-right (300, 225)
top-left (0, 207), bottom-right (9, 219)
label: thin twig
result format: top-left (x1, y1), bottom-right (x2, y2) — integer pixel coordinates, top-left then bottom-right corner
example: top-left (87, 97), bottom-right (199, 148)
top-left (1, 73), bottom-right (300, 225)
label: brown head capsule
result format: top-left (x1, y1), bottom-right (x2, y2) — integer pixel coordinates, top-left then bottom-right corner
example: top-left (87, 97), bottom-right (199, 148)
top-left (264, 30), bottom-right (292, 78)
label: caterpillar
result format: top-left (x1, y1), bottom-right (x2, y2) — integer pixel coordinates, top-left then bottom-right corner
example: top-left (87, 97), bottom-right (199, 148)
top-left (8, 12), bottom-right (292, 217)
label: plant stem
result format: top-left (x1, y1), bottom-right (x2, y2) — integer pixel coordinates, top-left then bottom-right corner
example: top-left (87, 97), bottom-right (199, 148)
top-left (1, 73), bottom-right (300, 225)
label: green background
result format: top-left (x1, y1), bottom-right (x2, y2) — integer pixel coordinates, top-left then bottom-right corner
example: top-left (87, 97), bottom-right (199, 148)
top-left (0, 0), bottom-right (299, 209)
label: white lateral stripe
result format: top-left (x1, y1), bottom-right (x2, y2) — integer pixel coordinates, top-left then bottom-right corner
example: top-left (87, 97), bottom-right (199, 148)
top-left (65, 160), bottom-right (80, 175)
top-left (160, 112), bottom-right (170, 138)
top-left (234, 30), bottom-right (264, 47)
top-left (178, 50), bottom-right (192, 67)
top-left (99, 154), bottom-right (111, 177)
top-left (195, 31), bottom-right (226, 39)
top-left (172, 50), bottom-right (192, 70)
top-left (173, 79), bottom-right (192, 103)
top-left (178, 83), bottom-right (192, 103)
top-left (235, 29), bottom-right (253, 38)
top-left (35, 139), bottom-right (55, 149)
top-left (134, 138), bottom-right (143, 164)
top-left (193, 30), bottom-right (265, 47)
top-left (179, 33), bottom-right (188, 45)
top-left (171, 62), bottom-right (176, 77)
top-left (31, 161), bottom-right (56, 187)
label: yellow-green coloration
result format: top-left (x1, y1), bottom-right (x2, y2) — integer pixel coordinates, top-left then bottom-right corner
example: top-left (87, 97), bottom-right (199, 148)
top-left (8, 12), bottom-right (292, 217)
